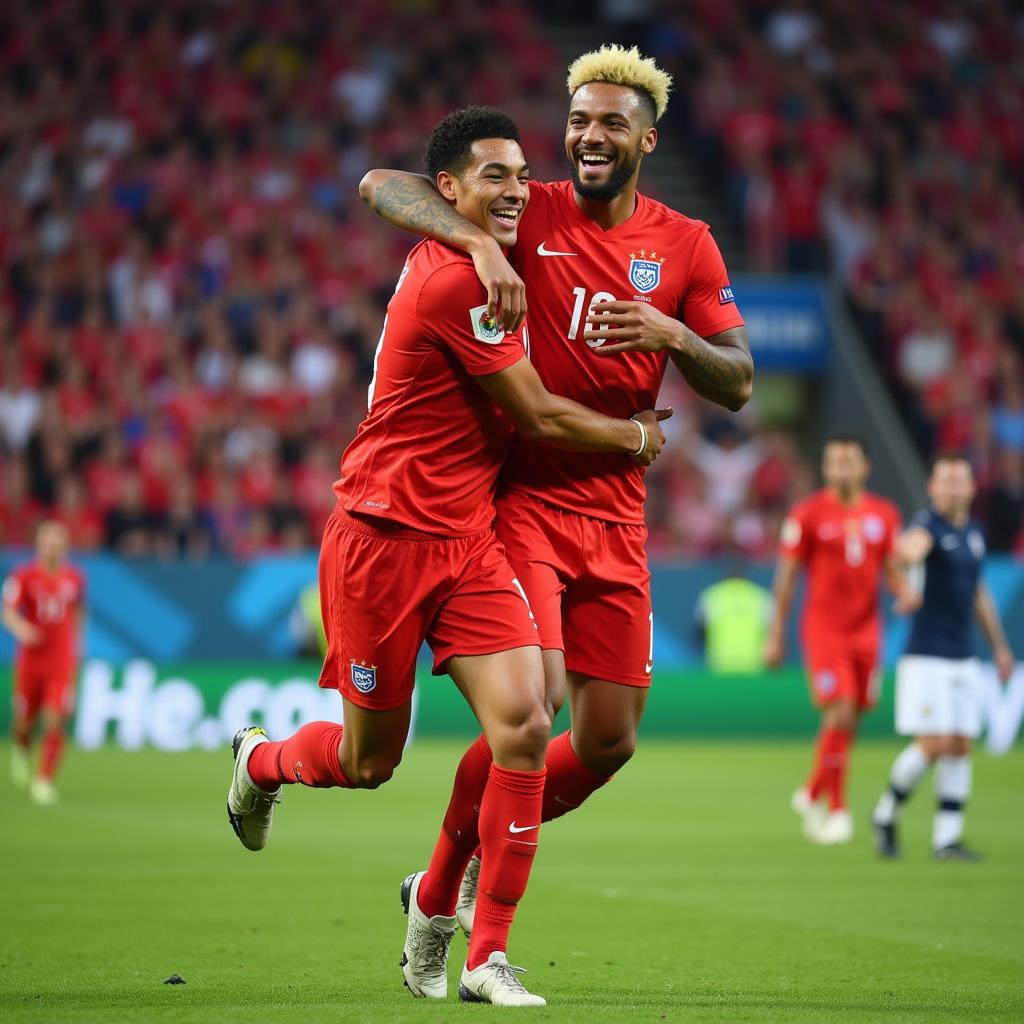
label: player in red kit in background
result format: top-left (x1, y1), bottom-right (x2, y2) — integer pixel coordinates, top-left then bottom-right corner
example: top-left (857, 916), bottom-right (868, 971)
top-left (765, 436), bottom-right (913, 844)
top-left (2, 520), bottom-right (85, 805)
top-left (360, 44), bottom-right (753, 935)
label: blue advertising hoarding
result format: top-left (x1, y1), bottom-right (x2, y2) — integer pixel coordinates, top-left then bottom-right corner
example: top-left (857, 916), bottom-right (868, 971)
top-left (731, 275), bottom-right (831, 373)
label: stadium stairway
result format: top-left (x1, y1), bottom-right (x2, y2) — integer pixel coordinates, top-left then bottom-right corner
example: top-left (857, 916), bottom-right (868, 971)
top-left (544, 23), bottom-right (745, 270)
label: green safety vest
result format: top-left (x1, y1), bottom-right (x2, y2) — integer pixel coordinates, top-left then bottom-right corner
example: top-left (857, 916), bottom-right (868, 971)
top-left (699, 578), bottom-right (771, 675)
top-left (300, 584), bottom-right (328, 657)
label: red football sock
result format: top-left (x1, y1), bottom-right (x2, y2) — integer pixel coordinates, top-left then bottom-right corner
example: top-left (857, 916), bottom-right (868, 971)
top-left (247, 722), bottom-right (349, 789)
top-left (418, 735), bottom-right (493, 919)
top-left (807, 726), bottom-right (851, 809)
top-left (541, 730), bottom-right (611, 822)
top-left (39, 725), bottom-right (64, 781)
top-left (823, 728), bottom-right (852, 811)
top-left (806, 726), bottom-right (830, 801)
top-left (466, 764), bottom-right (545, 971)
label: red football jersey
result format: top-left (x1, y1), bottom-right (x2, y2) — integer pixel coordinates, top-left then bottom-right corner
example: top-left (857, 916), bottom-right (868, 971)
top-left (336, 239), bottom-right (526, 536)
top-left (780, 489), bottom-right (901, 643)
top-left (504, 179), bottom-right (745, 524)
top-left (2, 561), bottom-right (85, 668)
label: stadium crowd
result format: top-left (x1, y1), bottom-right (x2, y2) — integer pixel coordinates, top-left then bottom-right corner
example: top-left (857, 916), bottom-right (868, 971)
top-left (0, 0), bottom-right (809, 559)
top-left (639, 0), bottom-right (1024, 552)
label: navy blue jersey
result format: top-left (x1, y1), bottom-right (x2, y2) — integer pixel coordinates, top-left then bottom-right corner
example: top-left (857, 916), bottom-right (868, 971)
top-left (904, 509), bottom-right (985, 659)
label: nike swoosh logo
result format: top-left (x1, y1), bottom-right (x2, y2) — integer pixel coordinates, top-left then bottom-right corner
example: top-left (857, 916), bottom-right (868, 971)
top-left (645, 661), bottom-right (653, 674)
top-left (537, 242), bottom-right (577, 257)
top-left (508, 821), bottom-right (539, 834)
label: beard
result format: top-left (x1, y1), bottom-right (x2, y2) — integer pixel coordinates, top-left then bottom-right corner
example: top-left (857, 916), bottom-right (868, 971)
top-left (568, 145), bottom-right (642, 201)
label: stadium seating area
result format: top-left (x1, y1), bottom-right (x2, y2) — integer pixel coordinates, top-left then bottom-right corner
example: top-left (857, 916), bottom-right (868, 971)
top-left (644, 0), bottom-right (1024, 552)
top-left (0, 0), bottom-right (810, 557)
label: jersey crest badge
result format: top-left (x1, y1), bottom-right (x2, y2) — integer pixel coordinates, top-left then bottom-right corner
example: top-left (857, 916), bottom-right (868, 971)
top-left (628, 250), bottom-right (664, 294)
top-left (469, 304), bottom-right (505, 344)
top-left (350, 660), bottom-right (378, 693)
top-left (862, 515), bottom-right (885, 542)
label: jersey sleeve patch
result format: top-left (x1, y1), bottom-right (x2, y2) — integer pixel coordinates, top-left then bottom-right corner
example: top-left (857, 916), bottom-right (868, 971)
top-left (2, 576), bottom-right (21, 605)
top-left (469, 304), bottom-right (506, 345)
top-left (780, 516), bottom-right (802, 548)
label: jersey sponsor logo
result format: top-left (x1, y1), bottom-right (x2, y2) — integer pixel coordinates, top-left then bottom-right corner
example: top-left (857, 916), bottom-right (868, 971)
top-left (536, 241), bottom-right (577, 257)
top-left (469, 304), bottom-right (505, 344)
top-left (350, 660), bottom-right (378, 694)
top-left (719, 285), bottom-right (735, 304)
top-left (628, 250), bottom-right (664, 294)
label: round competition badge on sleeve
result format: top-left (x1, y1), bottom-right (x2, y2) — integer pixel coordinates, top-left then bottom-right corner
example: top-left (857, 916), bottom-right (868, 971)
top-left (470, 304), bottom-right (505, 344)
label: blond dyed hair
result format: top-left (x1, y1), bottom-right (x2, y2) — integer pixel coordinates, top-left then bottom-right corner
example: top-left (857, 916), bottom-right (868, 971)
top-left (566, 44), bottom-right (673, 122)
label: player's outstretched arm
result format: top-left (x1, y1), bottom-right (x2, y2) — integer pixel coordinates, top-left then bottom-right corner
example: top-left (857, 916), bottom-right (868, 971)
top-left (974, 583), bottom-right (1015, 682)
top-left (585, 301), bottom-right (753, 412)
top-left (475, 358), bottom-right (671, 466)
top-left (1, 602), bottom-right (41, 646)
top-left (764, 555), bottom-right (799, 669)
top-left (358, 169), bottom-right (525, 331)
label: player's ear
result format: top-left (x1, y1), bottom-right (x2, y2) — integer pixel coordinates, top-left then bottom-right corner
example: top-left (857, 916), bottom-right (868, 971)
top-left (436, 171), bottom-right (458, 202)
top-left (641, 126), bottom-right (657, 156)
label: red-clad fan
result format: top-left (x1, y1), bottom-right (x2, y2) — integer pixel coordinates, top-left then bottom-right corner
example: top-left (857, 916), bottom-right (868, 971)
top-left (2, 521), bottom-right (86, 805)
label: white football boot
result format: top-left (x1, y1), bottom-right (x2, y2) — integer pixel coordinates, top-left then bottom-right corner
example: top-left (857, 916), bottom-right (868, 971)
top-left (226, 727), bottom-right (281, 851)
top-left (10, 746), bottom-right (30, 788)
top-left (456, 854), bottom-right (480, 938)
top-left (459, 951), bottom-right (546, 1006)
top-left (399, 870), bottom-right (456, 998)
top-left (29, 776), bottom-right (57, 805)
top-left (813, 808), bottom-right (854, 845)
top-left (791, 785), bottom-right (827, 841)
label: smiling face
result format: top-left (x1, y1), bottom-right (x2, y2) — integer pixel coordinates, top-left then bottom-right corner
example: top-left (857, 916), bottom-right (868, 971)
top-left (565, 82), bottom-right (657, 201)
top-left (435, 138), bottom-right (529, 247)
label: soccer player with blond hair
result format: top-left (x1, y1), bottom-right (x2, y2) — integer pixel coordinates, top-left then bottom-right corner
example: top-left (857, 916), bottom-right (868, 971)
top-left (360, 44), bottom-right (753, 953)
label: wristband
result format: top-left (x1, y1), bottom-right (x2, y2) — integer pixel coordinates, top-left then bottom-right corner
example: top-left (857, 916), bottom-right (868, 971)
top-left (630, 415), bottom-right (647, 456)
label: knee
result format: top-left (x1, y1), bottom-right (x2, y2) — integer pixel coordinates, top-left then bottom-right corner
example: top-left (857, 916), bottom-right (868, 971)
top-left (827, 702), bottom-right (857, 734)
top-left (346, 751), bottom-right (401, 789)
top-left (490, 705), bottom-right (553, 766)
top-left (575, 728), bottom-right (637, 777)
top-left (949, 736), bottom-right (971, 758)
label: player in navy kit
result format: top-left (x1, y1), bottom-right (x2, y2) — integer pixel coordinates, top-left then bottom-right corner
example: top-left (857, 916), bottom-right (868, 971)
top-left (872, 453), bottom-right (1015, 860)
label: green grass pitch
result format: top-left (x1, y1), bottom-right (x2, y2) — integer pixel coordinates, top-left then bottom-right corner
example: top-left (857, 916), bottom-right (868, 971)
top-left (2, 739), bottom-right (1022, 1023)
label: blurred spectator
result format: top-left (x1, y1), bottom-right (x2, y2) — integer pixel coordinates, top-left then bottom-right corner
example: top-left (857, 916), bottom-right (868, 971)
top-left (646, 0), bottom-right (1023, 550)
top-left (0, 0), bottom-right (811, 560)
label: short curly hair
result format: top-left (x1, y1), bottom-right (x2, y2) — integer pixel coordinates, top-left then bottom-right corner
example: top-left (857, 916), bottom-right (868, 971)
top-left (567, 44), bottom-right (673, 123)
top-left (424, 106), bottom-right (521, 180)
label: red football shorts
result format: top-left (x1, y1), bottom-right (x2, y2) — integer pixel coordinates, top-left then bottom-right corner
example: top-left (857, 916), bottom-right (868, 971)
top-left (495, 490), bottom-right (653, 688)
top-left (802, 632), bottom-right (880, 710)
top-left (13, 655), bottom-right (76, 720)
top-left (317, 507), bottom-right (540, 711)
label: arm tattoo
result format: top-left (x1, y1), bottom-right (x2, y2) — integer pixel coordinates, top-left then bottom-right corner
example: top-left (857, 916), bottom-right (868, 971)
top-left (367, 175), bottom-right (471, 243)
top-left (670, 328), bottom-right (753, 411)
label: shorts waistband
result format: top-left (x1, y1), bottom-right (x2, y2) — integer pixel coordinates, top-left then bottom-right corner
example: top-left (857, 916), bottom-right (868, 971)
top-left (498, 488), bottom-right (645, 528)
top-left (338, 508), bottom-right (490, 544)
